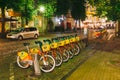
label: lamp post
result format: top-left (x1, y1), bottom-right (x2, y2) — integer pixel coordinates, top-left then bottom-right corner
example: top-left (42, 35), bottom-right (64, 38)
top-left (83, 22), bottom-right (89, 47)
top-left (39, 6), bottom-right (45, 32)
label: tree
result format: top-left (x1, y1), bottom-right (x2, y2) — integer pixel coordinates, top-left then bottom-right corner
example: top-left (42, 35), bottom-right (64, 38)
top-left (71, 0), bottom-right (86, 21)
top-left (21, 0), bottom-right (34, 25)
top-left (71, 0), bottom-right (86, 28)
top-left (55, 0), bottom-right (86, 22)
top-left (88, 0), bottom-right (120, 36)
top-left (55, 0), bottom-right (70, 16)
top-left (0, 0), bottom-right (25, 38)
top-left (38, 0), bottom-right (56, 18)
top-left (55, 0), bottom-right (86, 20)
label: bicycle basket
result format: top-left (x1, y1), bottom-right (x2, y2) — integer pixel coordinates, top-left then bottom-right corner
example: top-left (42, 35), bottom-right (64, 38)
top-left (30, 48), bottom-right (40, 54)
top-left (65, 39), bottom-right (69, 44)
top-left (17, 51), bottom-right (29, 60)
top-left (42, 44), bottom-right (51, 52)
top-left (50, 42), bottom-right (58, 49)
top-left (76, 36), bottom-right (80, 41)
top-left (70, 38), bottom-right (76, 43)
top-left (58, 41), bottom-right (65, 46)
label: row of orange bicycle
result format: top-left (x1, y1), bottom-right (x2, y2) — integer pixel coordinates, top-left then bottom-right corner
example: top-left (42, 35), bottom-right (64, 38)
top-left (17, 34), bottom-right (87, 73)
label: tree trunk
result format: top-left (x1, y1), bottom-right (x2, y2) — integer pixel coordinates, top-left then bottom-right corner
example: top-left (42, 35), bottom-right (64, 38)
top-left (25, 0), bottom-right (28, 25)
top-left (118, 21), bottom-right (120, 37)
top-left (21, 17), bottom-right (24, 27)
top-left (25, 17), bottom-right (28, 25)
top-left (79, 19), bottom-right (82, 33)
top-left (1, 7), bottom-right (5, 33)
top-left (0, 7), bottom-right (6, 38)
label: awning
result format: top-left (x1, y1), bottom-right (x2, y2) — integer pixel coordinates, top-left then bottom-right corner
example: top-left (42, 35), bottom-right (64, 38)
top-left (0, 18), bottom-right (18, 22)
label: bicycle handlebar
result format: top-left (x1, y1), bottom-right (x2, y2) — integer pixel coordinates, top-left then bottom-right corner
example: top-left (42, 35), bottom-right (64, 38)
top-left (35, 41), bottom-right (42, 46)
top-left (43, 39), bottom-right (51, 44)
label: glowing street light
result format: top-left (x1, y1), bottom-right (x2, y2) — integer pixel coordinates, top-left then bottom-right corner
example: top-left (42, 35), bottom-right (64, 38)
top-left (39, 6), bottom-right (45, 13)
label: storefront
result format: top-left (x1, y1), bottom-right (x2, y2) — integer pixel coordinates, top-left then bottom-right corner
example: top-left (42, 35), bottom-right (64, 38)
top-left (0, 9), bottom-right (21, 33)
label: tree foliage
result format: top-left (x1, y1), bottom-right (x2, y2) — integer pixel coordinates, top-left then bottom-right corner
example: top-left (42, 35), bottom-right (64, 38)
top-left (88, 0), bottom-right (120, 21)
top-left (19, 0), bottom-right (35, 25)
top-left (55, 0), bottom-right (86, 20)
top-left (71, 0), bottom-right (86, 21)
top-left (0, 0), bottom-right (24, 9)
top-left (22, 0), bottom-right (34, 19)
top-left (55, 0), bottom-right (70, 16)
top-left (37, 0), bottom-right (56, 18)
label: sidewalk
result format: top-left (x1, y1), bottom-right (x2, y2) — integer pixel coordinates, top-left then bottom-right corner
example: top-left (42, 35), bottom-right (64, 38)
top-left (66, 38), bottom-right (120, 80)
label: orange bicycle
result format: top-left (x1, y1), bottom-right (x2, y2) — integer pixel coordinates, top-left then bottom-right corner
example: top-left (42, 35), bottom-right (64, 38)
top-left (17, 42), bottom-right (56, 73)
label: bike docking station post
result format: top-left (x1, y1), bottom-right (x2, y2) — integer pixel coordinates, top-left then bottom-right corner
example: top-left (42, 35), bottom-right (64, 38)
top-left (33, 53), bottom-right (41, 76)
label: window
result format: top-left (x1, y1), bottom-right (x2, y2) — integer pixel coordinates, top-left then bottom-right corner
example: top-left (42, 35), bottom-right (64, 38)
top-left (29, 27), bottom-right (37, 31)
top-left (24, 28), bottom-right (30, 32)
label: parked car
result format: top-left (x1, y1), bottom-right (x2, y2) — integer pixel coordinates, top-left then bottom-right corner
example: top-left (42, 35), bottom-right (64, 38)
top-left (6, 27), bottom-right (39, 40)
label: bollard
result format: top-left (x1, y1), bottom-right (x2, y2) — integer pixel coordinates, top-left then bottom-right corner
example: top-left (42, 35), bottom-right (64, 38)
top-left (34, 54), bottom-right (41, 75)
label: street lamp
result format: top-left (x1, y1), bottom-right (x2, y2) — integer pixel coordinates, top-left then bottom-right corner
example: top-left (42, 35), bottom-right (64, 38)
top-left (39, 6), bottom-right (45, 13)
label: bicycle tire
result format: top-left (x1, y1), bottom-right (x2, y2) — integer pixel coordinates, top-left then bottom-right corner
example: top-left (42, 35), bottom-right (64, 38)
top-left (73, 44), bottom-right (81, 55)
top-left (17, 56), bottom-right (30, 68)
top-left (62, 49), bottom-right (69, 62)
top-left (68, 49), bottom-right (74, 59)
top-left (55, 51), bottom-right (63, 66)
top-left (39, 55), bottom-right (55, 73)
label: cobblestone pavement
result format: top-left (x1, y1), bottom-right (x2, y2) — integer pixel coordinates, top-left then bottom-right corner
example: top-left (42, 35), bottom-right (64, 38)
top-left (66, 38), bottom-right (120, 80)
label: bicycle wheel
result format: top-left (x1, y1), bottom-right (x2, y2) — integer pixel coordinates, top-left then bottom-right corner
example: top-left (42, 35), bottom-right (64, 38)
top-left (39, 55), bottom-right (55, 73)
top-left (68, 49), bottom-right (74, 59)
top-left (62, 49), bottom-right (69, 62)
top-left (73, 44), bottom-right (80, 55)
top-left (17, 56), bottom-right (30, 68)
top-left (55, 51), bottom-right (63, 67)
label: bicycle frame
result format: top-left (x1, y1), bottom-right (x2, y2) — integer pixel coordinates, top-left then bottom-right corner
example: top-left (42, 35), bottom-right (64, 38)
top-left (17, 41), bottom-right (56, 73)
